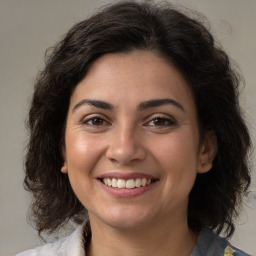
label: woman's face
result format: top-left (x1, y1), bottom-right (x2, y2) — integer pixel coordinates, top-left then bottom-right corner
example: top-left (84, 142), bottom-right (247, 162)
top-left (63, 50), bottom-right (214, 230)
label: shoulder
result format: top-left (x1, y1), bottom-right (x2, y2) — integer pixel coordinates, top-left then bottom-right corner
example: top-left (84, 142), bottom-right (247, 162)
top-left (15, 236), bottom-right (69, 256)
top-left (192, 228), bottom-right (252, 256)
top-left (15, 223), bottom-right (86, 256)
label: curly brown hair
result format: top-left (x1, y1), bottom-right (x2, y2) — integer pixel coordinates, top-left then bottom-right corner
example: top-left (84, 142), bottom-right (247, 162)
top-left (25, 1), bottom-right (251, 237)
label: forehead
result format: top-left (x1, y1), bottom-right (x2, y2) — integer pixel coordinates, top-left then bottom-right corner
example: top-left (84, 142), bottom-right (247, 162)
top-left (70, 50), bottom-right (195, 112)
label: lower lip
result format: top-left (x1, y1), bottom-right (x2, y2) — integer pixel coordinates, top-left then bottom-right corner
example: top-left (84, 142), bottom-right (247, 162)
top-left (98, 180), bottom-right (158, 198)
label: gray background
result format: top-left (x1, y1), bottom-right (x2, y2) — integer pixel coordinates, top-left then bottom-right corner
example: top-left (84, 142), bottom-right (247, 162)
top-left (0, 0), bottom-right (255, 255)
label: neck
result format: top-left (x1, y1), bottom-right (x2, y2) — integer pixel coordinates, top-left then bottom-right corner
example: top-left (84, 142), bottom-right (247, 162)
top-left (87, 214), bottom-right (198, 256)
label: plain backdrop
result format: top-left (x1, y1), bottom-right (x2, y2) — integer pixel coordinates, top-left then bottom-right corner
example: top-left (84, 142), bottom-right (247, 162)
top-left (0, 1), bottom-right (255, 255)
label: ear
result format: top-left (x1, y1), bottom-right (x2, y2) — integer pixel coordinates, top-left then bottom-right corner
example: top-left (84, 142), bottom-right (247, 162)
top-left (197, 131), bottom-right (217, 174)
top-left (61, 146), bottom-right (68, 174)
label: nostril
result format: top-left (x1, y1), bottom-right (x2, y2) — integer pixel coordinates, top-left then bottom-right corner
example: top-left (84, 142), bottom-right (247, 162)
top-left (105, 138), bottom-right (147, 165)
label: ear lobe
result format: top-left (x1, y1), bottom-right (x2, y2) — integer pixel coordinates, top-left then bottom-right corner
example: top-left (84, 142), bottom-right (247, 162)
top-left (61, 146), bottom-right (68, 174)
top-left (197, 131), bottom-right (217, 174)
top-left (61, 161), bottom-right (68, 174)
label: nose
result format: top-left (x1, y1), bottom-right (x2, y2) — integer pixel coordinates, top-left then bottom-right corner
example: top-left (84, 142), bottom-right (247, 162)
top-left (106, 125), bottom-right (146, 165)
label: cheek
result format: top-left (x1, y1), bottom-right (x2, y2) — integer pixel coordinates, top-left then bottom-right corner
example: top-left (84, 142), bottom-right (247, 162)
top-left (65, 132), bottom-right (105, 176)
top-left (151, 129), bottom-right (199, 191)
top-left (153, 130), bottom-right (198, 167)
top-left (64, 134), bottom-right (106, 208)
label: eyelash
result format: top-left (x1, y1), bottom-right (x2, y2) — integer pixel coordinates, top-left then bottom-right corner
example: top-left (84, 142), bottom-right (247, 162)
top-left (82, 116), bottom-right (109, 127)
top-left (144, 115), bottom-right (177, 128)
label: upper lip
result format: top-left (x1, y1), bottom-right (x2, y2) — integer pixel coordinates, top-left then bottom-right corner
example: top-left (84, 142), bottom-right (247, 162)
top-left (98, 172), bottom-right (159, 180)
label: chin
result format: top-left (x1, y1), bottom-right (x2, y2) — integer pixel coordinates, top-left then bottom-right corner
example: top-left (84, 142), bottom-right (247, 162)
top-left (90, 206), bottom-right (155, 230)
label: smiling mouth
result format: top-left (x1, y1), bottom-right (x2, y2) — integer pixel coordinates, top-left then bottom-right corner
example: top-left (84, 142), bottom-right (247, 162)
top-left (100, 178), bottom-right (156, 189)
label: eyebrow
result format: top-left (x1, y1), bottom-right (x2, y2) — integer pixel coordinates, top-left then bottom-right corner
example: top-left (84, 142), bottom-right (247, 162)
top-left (72, 99), bottom-right (114, 113)
top-left (72, 98), bottom-right (184, 113)
top-left (138, 98), bottom-right (184, 111)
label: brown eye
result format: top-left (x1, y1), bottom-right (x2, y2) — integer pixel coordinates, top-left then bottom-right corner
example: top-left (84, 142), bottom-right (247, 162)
top-left (83, 117), bottom-right (108, 127)
top-left (152, 118), bottom-right (167, 126)
top-left (89, 118), bottom-right (104, 126)
top-left (145, 116), bottom-right (176, 128)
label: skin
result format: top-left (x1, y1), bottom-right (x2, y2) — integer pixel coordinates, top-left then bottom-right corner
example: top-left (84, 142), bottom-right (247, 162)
top-left (62, 50), bottom-right (216, 256)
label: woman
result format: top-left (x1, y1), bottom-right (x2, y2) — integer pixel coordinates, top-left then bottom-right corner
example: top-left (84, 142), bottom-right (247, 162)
top-left (17, 1), bottom-right (252, 255)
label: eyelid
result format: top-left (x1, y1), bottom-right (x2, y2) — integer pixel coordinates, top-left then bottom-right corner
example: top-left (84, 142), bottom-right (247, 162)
top-left (81, 113), bottom-right (111, 125)
top-left (143, 113), bottom-right (177, 127)
top-left (144, 113), bottom-right (176, 121)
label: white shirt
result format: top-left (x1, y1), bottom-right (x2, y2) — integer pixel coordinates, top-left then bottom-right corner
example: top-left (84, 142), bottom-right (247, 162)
top-left (15, 224), bottom-right (86, 256)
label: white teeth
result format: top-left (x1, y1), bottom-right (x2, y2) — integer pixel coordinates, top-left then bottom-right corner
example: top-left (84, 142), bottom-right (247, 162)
top-left (107, 178), bottom-right (112, 186)
top-left (102, 178), bottom-right (154, 189)
top-left (135, 178), bottom-right (142, 187)
top-left (126, 179), bottom-right (135, 189)
top-left (142, 178), bottom-right (147, 187)
top-left (112, 178), bottom-right (117, 188)
top-left (117, 179), bottom-right (126, 188)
